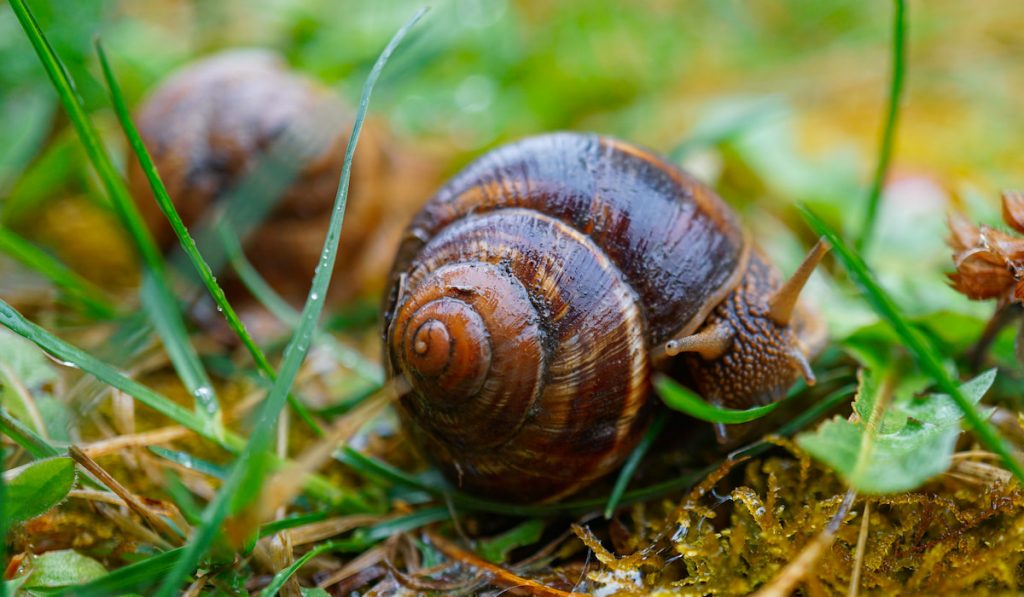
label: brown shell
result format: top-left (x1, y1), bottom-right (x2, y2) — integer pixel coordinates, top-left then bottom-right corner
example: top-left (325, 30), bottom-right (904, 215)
top-left (384, 133), bottom-right (749, 502)
top-left (127, 49), bottom-right (436, 305)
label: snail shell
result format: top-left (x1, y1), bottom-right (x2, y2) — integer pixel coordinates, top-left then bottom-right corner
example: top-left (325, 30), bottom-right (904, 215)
top-left (128, 49), bottom-right (436, 305)
top-left (384, 132), bottom-right (823, 502)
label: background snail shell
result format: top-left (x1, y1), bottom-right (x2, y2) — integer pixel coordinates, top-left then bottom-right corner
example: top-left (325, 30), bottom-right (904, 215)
top-left (384, 132), bottom-right (823, 503)
top-left (128, 49), bottom-right (437, 305)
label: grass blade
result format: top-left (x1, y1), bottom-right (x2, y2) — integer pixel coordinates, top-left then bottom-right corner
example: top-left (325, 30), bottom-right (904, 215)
top-left (94, 40), bottom-right (322, 436)
top-left (0, 297), bottom-right (227, 448)
top-left (0, 300), bottom-right (355, 508)
top-left (54, 547), bottom-right (185, 597)
top-left (7, 0), bottom-right (219, 419)
top-left (152, 10), bottom-right (429, 595)
top-left (222, 228), bottom-right (383, 383)
top-left (800, 205), bottom-right (1024, 485)
top-left (0, 226), bottom-right (116, 318)
top-left (259, 539), bottom-right (366, 597)
top-left (0, 407), bottom-right (61, 458)
top-left (259, 509), bottom-right (449, 597)
top-left (340, 382), bottom-right (854, 517)
top-left (655, 374), bottom-right (789, 423)
top-left (604, 410), bottom-right (667, 519)
top-left (856, 0), bottom-right (907, 252)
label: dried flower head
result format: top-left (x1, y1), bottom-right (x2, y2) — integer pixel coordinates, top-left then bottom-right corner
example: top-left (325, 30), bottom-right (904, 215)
top-left (948, 191), bottom-right (1024, 304)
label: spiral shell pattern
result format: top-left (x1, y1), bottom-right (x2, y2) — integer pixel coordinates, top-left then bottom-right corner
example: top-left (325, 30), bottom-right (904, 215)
top-left (385, 133), bottom-right (747, 502)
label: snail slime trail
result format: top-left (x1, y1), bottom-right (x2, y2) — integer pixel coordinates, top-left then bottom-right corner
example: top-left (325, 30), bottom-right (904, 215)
top-left (383, 133), bottom-right (827, 503)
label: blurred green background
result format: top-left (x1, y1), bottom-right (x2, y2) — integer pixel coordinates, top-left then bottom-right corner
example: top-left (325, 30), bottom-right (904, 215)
top-left (0, 0), bottom-right (1021, 324)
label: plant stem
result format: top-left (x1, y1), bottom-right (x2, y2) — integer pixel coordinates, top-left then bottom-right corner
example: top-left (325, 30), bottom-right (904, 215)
top-left (857, 0), bottom-right (907, 252)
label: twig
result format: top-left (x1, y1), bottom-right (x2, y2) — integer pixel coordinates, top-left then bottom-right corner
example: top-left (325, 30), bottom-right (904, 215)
top-left (426, 529), bottom-right (588, 597)
top-left (69, 445), bottom-right (185, 545)
top-left (753, 490), bottom-right (857, 597)
top-left (81, 426), bottom-right (191, 458)
top-left (316, 544), bottom-right (388, 590)
top-left (848, 501), bottom-right (871, 597)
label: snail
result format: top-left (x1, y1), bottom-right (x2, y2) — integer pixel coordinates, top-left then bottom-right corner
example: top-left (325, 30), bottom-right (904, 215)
top-left (383, 132), bottom-right (828, 503)
top-left (128, 49), bottom-right (437, 306)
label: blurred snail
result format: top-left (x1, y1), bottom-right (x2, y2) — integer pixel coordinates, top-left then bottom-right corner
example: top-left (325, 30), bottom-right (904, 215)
top-left (127, 49), bottom-right (437, 306)
top-left (383, 133), bottom-right (828, 502)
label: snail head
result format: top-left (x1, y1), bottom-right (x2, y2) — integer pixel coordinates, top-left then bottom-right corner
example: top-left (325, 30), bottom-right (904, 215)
top-left (661, 238), bottom-right (829, 433)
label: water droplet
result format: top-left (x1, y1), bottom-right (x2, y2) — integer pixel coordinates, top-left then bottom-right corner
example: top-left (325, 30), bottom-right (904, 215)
top-left (310, 292), bottom-right (319, 301)
top-left (193, 386), bottom-right (215, 410)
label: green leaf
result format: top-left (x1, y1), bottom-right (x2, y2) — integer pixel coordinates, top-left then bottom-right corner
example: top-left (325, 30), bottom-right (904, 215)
top-left (49, 548), bottom-right (184, 597)
top-left (477, 519), bottom-right (546, 563)
top-left (655, 374), bottom-right (785, 423)
top-left (800, 206), bottom-right (1024, 486)
top-left (22, 550), bottom-right (108, 590)
top-left (798, 369), bottom-right (996, 494)
top-left (0, 326), bottom-right (58, 436)
top-left (3, 456), bottom-right (75, 523)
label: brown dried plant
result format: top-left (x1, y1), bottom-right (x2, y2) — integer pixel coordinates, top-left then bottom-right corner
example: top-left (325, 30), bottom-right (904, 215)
top-left (948, 191), bottom-right (1024, 304)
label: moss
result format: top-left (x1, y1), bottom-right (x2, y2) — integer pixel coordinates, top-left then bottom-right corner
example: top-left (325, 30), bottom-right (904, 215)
top-left (580, 440), bottom-right (1024, 595)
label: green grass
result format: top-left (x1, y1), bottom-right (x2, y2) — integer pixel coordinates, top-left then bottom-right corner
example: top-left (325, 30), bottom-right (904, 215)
top-left (604, 410), bottom-right (667, 519)
top-left (0, 226), bottom-right (116, 318)
top-left (0, 407), bottom-right (60, 458)
top-left (0, 298), bottom-right (362, 507)
top-left (856, 0), bottom-right (907, 251)
top-left (54, 547), bottom-right (185, 597)
top-left (801, 206), bottom-right (1024, 485)
top-left (655, 374), bottom-right (795, 423)
top-left (338, 381), bottom-right (854, 517)
top-left (94, 39), bottom-right (323, 436)
top-left (0, 297), bottom-right (229, 448)
top-left (7, 0), bottom-right (219, 419)
top-left (151, 9), bottom-right (428, 595)
top-left (222, 228), bottom-right (384, 384)
top-left (258, 508), bottom-right (449, 596)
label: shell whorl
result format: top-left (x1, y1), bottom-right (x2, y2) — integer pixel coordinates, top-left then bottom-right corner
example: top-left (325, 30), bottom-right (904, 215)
top-left (388, 208), bottom-right (653, 502)
top-left (384, 133), bottom-right (749, 502)
top-left (389, 260), bottom-right (546, 450)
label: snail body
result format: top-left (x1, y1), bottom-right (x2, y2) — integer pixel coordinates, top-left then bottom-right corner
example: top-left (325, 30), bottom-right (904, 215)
top-left (384, 133), bottom-right (825, 502)
top-left (128, 49), bottom-right (436, 305)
